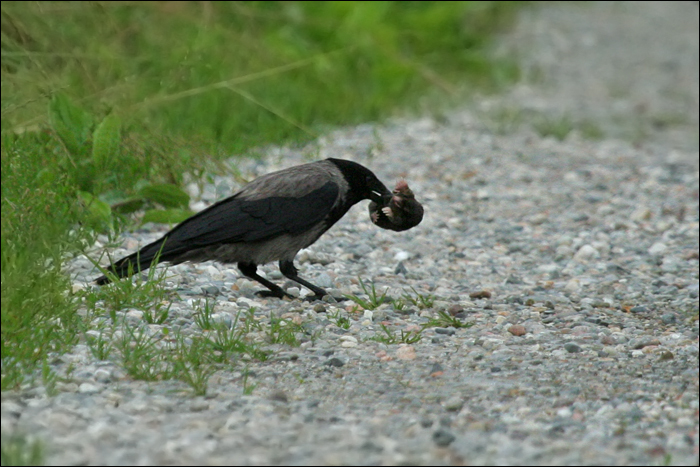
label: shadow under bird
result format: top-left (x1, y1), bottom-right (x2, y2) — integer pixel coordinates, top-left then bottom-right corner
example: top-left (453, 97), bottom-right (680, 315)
top-left (96, 158), bottom-right (423, 299)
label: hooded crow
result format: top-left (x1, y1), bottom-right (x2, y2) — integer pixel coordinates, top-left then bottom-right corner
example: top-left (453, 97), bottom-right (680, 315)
top-left (95, 158), bottom-right (421, 299)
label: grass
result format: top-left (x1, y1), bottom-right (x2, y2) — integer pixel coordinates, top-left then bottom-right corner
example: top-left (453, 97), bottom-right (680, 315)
top-left (484, 106), bottom-right (606, 141)
top-left (398, 286), bottom-right (436, 310)
top-left (1, 432), bottom-right (44, 467)
top-left (372, 323), bottom-right (423, 345)
top-left (423, 310), bottom-right (473, 330)
top-left (345, 277), bottom-right (391, 310)
top-left (327, 310), bottom-right (352, 330)
top-left (347, 281), bottom-right (471, 343)
top-left (1, 2), bottom-right (525, 391)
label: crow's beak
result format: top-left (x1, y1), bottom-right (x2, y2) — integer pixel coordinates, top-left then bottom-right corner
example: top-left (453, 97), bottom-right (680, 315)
top-left (370, 190), bottom-right (391, 205)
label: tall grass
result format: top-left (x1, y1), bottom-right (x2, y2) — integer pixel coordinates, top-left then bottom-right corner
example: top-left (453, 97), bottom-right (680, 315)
top-left (2, 2), bottom-right (519, 151)
top-left (1, 133), bottom-right (88, 389)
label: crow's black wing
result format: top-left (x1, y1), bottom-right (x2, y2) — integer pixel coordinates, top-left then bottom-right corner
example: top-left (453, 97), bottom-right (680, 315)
top-left (161, 181), bottom-right (339, 248)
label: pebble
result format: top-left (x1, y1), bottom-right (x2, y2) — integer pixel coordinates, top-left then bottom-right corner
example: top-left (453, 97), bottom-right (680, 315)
top-left (325, 357), bottom-right (345, 368)
top-left (396, 345), bottom-right (417, 361)
top-left (443, 397), bottom-right (464, 412)
top-left (564, 343), bottom-right (583, 353)
top-left (432, 428), bottom-right (456, 447)
top-left (573, 245), bottom-right (600, 262)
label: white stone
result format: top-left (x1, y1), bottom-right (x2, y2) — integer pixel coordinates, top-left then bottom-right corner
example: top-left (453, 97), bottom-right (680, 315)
top-left (648, 242), bottom-right (668, 255)
top-left (573, 244), bottom-right (599, 262)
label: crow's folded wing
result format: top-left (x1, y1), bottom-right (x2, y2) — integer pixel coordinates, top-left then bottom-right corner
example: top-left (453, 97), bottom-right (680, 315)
top-left (161, 181), bottom-right (339, 249)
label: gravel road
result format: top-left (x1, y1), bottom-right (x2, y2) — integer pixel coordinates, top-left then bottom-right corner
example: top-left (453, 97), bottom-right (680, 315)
top-left (2, 2), bottom-right (698, 465)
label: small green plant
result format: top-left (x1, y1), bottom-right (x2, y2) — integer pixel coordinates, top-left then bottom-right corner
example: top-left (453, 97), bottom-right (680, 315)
top-left (115, 325), bottom-right (165, 381)
top-left (83, 248), bottom-right (174, 325)
top-left (399, 287), bottom-right (435, 310)
top-left (345, 277), bottom-right (390, 310)
top-left (0, 432), bottom-right (44, 467)
top-left (423, 310), bottom-right (473, 330)
top-left (265, 313), bottom-right (303, 346)
top-left (392, 299), bottom-right (408, 312)
top-left (533, 115), bottom-right (574, 141)
top-left (206, 310), bottom-right (270, 363)
top-left (328, 310), bottom-right (351, 330)
top-left (371, 324), bottom-right (422, 345)
top-left (142, 302), bottom-right (171, 325)
top-left (47, 93), bottom-right (194, 232)
top-left (193, 299), bottom-right (216, 330)
top-left (85, 328), bottom-right (114, 361)
top-left (241, 367), bottom-right (258, 395)
top-left (40, 360), bottom-right (59, 397)
top-left (169, 331), bottom-right (216, 396)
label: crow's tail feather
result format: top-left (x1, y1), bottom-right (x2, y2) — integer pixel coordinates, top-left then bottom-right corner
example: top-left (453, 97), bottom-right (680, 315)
top-left (94, 238), bottom-right (168, 285)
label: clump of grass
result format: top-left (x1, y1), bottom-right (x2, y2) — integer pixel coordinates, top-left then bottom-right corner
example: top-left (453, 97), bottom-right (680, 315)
top-left (345, 277), bottom-right (391, 310)
top-left (1, 134), bottom-right (86, 390)
top-left (241, 367), bottom-right (258, 396)
top-left (81, 253), bottom-right (174, 325)
top-left (328, 310), bottom-right (351, 330)
top-left (1, 432), bottom-right (44, 467)
top-left (371, 324), bottom-right (423, 345)
top-left (169, 331), bottom-right (216, 396)
top-left (115, 324), bottom-right (167, 381)
top-left (192, 298), bottom-right (217, 330)
top-left (423, 310), bottom-right (473, 330)
top-left (265, 314), bottom-right (304, 346)
top-left (84, 327), bottom-right (115, 362)
top-left (206, 311), bottom-right (269, 363)
top-left (395, 286), bottom-right (435, 310)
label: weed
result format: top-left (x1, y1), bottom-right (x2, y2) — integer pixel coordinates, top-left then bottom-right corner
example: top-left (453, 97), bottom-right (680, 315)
top-left (423, 310), bottom-right (473, 330)
top-left (345, 277), bottom-right (391, 310)
top-left (0, 432), bottom-right (44, 467)
top-left (371, 324), bottom-right (423, 345)
top-left (328, 310), bottom-right (351, 330)
top-left (242, 367), bottom-right (258, 395)
top-left (265, 314), bottom-right (303, 347)
top-left (169, 331), bottom-right (216, 396)
top-left (115, 325), bottom-right (166, 381)
top-left (193, 299), bottom-right (216, 330)
top-left (399, 287), bottom-right (435, 310)
top-left (40, 360), bottom-right (59, 397)
top-left (85, 328), bottom-right (114, 362)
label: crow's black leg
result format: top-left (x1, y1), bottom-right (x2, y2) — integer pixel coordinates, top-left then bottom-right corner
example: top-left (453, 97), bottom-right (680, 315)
top-left (238, 262), bottom-right (291, 299)
top-left (279, 260), bottom-right (327, 299)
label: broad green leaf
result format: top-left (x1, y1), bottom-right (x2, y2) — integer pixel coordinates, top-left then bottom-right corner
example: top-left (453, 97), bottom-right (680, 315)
top-left (79, 190), bottom-right (112, 232)
top-left (141, 208), bottom-right (193, 225)
top-left (110, 198), bottom-right (146, 214)
top-left (48, 93), bottom-right (93, 157)
top-left (92, 114), bottom-right (121, 170)
top-left (138, 184), bottom-right (190, 209)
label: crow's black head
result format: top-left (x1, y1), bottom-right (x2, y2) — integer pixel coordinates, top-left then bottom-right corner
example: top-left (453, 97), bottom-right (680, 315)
top-left (327, 158), bottom-right (392, 204)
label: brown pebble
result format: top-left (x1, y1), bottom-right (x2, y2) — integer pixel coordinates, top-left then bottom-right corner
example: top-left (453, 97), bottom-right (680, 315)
top-left (396, 345), bottom-right (416, 361)
top-left (268, 390), bottom-right (289, 403)
top-left (470, 290), bottom-right (492, 299)
top-left (683, 250), bottom-right (699, 260)
top-left (508, 325), bottom-right (527, 336)
top-left (447, 304), bottom-right (464, 316)
top-left (600, 335), bottom-right (616, 346)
